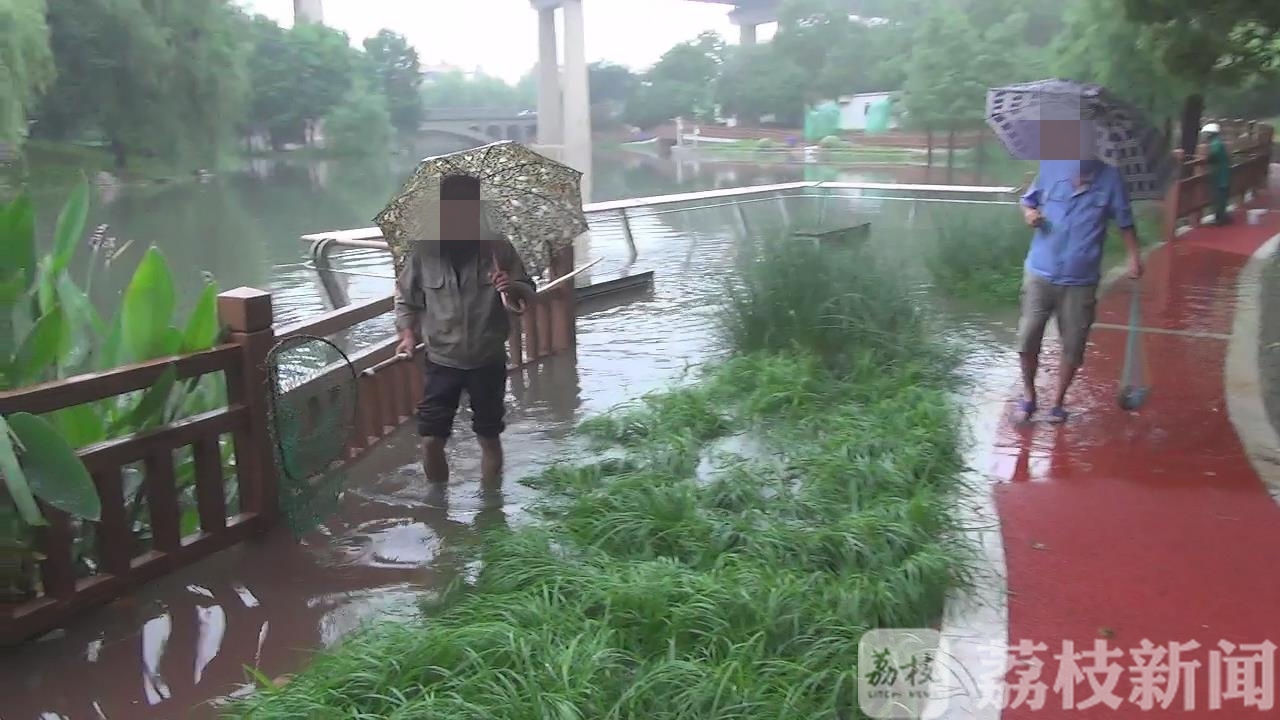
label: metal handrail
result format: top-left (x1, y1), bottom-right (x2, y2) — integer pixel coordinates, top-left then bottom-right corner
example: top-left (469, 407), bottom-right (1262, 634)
top-left (297, 180), bottom-right (1019, 246)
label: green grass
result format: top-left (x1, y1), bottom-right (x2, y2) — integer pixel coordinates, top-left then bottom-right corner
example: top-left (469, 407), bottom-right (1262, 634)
top-left (926, 206), bottom-right (1028, 304)
top-left (927, 200), bottom-right (1166, 305)
top-left (225, 241), bottom-right (971, 719)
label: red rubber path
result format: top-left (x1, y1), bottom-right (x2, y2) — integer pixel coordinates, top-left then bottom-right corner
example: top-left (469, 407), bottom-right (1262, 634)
top-left (989, 189), bottom-right (1280, 717)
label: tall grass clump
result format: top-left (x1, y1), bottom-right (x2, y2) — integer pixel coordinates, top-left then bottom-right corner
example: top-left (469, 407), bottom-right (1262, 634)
top-left (926, 205), bottom-right (1028, 304)
top-left (227, 238), bottom-right (973, 719)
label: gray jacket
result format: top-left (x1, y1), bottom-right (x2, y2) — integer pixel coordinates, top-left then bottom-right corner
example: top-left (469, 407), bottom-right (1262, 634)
top-left (394, 239), bottom-right (535, 369)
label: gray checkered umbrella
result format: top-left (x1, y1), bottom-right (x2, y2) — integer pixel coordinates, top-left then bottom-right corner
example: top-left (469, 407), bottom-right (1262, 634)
top-left (986, 79), bottom-right (1173, 200)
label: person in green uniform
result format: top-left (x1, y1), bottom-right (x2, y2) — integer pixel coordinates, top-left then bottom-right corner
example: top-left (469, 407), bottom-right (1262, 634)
top-left (1202, 123), bottom-right (1232, 225)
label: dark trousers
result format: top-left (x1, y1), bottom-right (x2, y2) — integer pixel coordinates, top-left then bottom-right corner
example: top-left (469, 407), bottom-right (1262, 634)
top-left (416, 359), bottom-right (507, 439)
top-left (1213, 184), bottom-right (1231, 224)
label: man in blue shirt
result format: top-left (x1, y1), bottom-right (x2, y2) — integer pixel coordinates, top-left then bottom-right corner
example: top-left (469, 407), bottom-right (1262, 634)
top-left (1014, 157), bottom-right (1144, 423)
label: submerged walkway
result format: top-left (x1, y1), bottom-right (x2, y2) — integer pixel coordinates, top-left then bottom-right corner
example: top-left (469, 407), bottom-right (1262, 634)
top-left (989, 184), bottom-right (1280, 718)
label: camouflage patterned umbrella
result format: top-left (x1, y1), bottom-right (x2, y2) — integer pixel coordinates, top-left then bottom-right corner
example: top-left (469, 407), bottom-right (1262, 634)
top-left (374, 141), bottom-right (589, 279)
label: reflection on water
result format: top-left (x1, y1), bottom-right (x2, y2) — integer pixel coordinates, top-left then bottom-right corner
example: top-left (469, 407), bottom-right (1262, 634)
top-left (0, 150), bottom-right (1029, 719)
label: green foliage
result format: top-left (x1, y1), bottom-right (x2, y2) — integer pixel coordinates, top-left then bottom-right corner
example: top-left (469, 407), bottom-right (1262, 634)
top-left (1054, 0), bottom-right (1188, 119)
top-left (926, 206), bottom-right (1029, 304)
top-left (33, 0), bottom-right (249, 168)
top-left (362, 30), bottom-right (423, 134)
top-left (323, 80), bottom-right (395, 157)
top-left (625, 32), bottom-right (724, 128)
top-left (1121, 1), bottom-right (1280, 83)
top-left (420, 70), bottom-right (530, 111)
top-left (1, 178), bottom-right (224, 549)
top-left (0, 0), bottom-right (55, 147)
top-left (715, 44), bottom-right (808, 126)
top-left (227, 239), bottom-right (969, 719)
top-left (818, 135), bottom-right (847, 149)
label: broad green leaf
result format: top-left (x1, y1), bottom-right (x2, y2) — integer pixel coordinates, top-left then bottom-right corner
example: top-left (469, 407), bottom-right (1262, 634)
top-left (181, 281), bottom-right (221, 352)
top-left (37, 262), bottom-right (56, 315)
top-left (48, 404), bottom-right (106, 449)
top-left (0, 417), bottom-right (45, 526)
top-left (121, 247), bottom-right (175, 361)
top-left (99, 313), bottom-right (124, 368)
top-left (112, 365), bottom-right (177, 434)
top-left (55, 274), bottom-right (105, 370)
top-left (12, 307), bottom-right (64, 384)
top-left (50, 177), bottom-right (90, 276)
top-left (161, 327), bottom-right (183, 357)
top-left (0, 195), bottom-right (36, 290)
top-left (6, 412), bottom-right (100, 521)
top-left (0, 272), bottom-right (26, 305)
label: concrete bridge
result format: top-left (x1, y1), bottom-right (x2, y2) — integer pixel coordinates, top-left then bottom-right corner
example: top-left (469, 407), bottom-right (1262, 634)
top-left (418, 108), bottom-right (538, 146)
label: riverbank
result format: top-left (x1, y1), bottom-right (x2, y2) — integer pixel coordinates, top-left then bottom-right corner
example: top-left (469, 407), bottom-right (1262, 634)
top-left (225, 240), bottom-right (974, 717)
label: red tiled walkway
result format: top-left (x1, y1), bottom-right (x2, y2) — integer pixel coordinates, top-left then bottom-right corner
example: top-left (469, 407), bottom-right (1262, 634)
top-left (990, 190), bottom-right (1280, 717)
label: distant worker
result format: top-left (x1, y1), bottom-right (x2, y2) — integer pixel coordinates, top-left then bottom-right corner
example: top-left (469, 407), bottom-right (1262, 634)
top-left (1202, 123), bottom-right (1232, 225)
top-left (1014, 157), bottom-right (1144, 424)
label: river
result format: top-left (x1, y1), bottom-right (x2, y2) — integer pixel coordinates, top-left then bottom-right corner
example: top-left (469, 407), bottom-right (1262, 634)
top-left (2, 147), bottom-right (1024, 719)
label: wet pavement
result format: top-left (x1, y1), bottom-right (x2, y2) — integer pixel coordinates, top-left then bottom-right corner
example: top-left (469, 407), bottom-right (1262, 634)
top-left (0, 185), bottom-right (1029, 719)
top-left (990, 189), bottom-right (1280, 719)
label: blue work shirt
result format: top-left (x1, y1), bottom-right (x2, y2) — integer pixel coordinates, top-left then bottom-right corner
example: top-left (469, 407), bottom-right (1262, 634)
top-left (1020, 159), bottom-right (1134, 286)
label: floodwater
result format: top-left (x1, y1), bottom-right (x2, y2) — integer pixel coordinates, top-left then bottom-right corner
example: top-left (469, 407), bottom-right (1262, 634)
top-left (0, 148), bottom-right (1025, 719)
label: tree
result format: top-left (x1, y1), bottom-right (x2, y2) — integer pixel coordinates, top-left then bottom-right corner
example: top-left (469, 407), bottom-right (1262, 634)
top-left (421, 71), bottom-right (528, 110)
top-left (363, 30), bottom-right (423, 134)
top-left (773, 0), bottom-right (853, 98)
top-left (588, 62), bottom-right (638, 128)
top-left (716, 44), bottom-right (808, 125)
top-left (245, 14), bottom-right (297, 148)
top-left (286, 22), bottom-right (358, 146)
top-left (324, 79), bottom-right (394, 156)
top-left (0, 0), bottom-right (55, 147)
top-left (1120, 0), bottom-right (1280, 153)
top-left (625, 32), bottom-right (725, 127)
top-left (1054, 0), bottom-right (1187, 120)
top-left (34, 0), bottom-right (249, 168)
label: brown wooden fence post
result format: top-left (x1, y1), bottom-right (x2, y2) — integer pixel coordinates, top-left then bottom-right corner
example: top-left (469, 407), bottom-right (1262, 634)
top-left (549, 244), bottom-right (576, 353)
top-left (217, 288), bottom-right (279, 528)
top-left (1162, 149), bottom-right (1185, 244)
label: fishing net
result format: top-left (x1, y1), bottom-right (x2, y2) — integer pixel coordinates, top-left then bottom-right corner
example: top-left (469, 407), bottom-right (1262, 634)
top-left (265, 335), bottom-right (359, 536)
top-left (1118, 282), bottom-right (1150, 411)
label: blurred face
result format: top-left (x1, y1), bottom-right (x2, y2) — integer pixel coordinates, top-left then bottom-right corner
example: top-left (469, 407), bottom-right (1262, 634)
top-left (440, 198), bottom-right (482, 241)
top-left (1038, 119), bottom-right (1096, 161)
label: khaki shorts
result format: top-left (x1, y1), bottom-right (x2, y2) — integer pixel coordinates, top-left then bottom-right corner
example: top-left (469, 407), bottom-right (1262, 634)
top-left (1016, 272), bottom-right (1098, 367)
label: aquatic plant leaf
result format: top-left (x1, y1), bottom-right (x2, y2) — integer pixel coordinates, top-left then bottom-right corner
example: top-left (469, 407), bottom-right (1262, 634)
top-left (121, 247), bottom-right (176, 362)
top-left (181, 281), bottom-right (221, 353)
top-left (113, 365), bottom-right (178, 434)
top-left (0, 194), bottom-right (36, 290)
top-left (0, 417), bottom-right (45, 526)
top-left (49, 177), bottom-right (90, 276)
top-left (12, 307), bottom-right (64, 384)
top-left (6, 412), bottom-right (100, 521)
top-left (99, 313), bottom-right (124, 369)
top-left (0, 272), bottom-right (25, 306)
top-left (48, 404), bottom-right (105, 450)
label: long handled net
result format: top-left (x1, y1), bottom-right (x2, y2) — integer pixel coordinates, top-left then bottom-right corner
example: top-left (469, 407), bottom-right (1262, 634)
top-left (1118, 281), bottom-right (1150, 411)
top-left (265, 335), bottom-right (359, 536)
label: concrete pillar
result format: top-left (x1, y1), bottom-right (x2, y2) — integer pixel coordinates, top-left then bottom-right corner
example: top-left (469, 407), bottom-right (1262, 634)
top-left (561, 0), bottom-right (592, 202)
top-left (739, 23), bottom-right (757, 46)
top-left (536, 8), bottom-right (563, 147)
top-left (293, 0), bottom-right (323, 24)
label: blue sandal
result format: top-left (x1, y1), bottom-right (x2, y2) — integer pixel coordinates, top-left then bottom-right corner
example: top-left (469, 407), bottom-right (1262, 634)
top-left (1013, 400), bottom-right (1036, 423)
top-left (1046, 406), bottom-right (1069, 424)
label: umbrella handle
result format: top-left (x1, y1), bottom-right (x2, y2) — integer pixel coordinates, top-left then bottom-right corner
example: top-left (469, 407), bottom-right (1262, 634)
top-left (490, 245), bottom-right (527, 315)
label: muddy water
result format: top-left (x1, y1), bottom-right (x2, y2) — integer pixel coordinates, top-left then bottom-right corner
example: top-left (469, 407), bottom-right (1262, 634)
top-left (0, 161), bottom-right (1027, 719)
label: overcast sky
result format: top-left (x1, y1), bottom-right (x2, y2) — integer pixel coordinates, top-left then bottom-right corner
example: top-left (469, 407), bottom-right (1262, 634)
top-left (238, 0), bottom-right (777, 83)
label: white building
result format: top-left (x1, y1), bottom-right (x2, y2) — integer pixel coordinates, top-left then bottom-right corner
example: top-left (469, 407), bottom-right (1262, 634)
top-left (836, 92), bottom-right (898, 131)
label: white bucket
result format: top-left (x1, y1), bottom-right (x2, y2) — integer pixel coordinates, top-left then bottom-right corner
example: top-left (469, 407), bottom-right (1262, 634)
top-left (1247, 208), bottom-right (1268, 225)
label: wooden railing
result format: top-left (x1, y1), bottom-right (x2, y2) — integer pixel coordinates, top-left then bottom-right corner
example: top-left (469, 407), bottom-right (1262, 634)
top-left (1163, 123), bottom-right (1274, 239)
top-left (0, 248), bottom-right (576, 644)
top-left (0, 289), bottom-right (277, 645)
